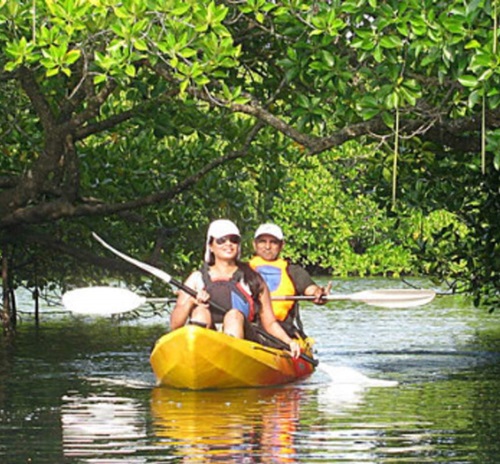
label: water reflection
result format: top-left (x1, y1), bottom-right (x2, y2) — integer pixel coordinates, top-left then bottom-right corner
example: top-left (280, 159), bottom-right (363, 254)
top-left (62, 391), bottom-right (147, 462)
top-left (151, 387), bottom-right (302, 462)
top-left (4, 280), bottom-right (500, 463)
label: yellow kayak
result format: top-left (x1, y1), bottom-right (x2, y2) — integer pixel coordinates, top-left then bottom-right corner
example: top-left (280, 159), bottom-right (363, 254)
top-left (150, 325), bottom-right (315, 390)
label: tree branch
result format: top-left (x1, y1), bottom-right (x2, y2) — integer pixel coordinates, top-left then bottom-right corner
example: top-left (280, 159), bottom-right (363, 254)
top-left (18, 67), bottom-right (56, 131)
top-left (23, 231), bottom-right (144, 275)
top-left (0, 122), bottom-right (264, 227)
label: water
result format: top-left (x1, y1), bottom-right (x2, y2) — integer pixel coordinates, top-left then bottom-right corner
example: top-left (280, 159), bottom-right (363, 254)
top-left (1, 278), bottom-right (500, 463)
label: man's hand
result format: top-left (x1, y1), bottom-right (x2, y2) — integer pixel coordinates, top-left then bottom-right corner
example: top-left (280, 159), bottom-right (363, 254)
top-left (313, 281), bottom-right (332, 305)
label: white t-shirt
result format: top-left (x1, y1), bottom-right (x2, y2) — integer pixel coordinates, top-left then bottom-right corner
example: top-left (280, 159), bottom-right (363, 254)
top-left (184, 271), bottom-right (204, 293)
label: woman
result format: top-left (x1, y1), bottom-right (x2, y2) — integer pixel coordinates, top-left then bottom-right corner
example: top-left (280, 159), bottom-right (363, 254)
top-left (170, 219), bottom-right (301, 358)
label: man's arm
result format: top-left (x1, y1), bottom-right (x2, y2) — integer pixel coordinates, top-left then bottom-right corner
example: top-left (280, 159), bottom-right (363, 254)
top-left (288, 264), bottom-right (331, 304)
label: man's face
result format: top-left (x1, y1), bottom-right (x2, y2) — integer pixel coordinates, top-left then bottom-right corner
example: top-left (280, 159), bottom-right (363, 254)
top-left (253, 234), bottom-right (283, 261)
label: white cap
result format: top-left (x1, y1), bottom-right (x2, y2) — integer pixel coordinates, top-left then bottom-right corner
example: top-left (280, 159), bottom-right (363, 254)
top-left (204, 219), bottom-right (241, 263)
top-left (254, 223), bottom-right (284, 241)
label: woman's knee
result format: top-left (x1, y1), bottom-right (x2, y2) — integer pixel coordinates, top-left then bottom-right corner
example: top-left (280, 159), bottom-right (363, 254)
top-left (191, 306), bottom-right (212, 325)
top-left (223, 309), bottom-right (245, 338)
top-left (224, 309), bottom-right (244, 323)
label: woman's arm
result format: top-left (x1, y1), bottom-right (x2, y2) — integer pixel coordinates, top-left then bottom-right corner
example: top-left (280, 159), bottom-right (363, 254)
top-left (258, 283), bottom-right (301, 358)
top-left (170, 271), bottom-right (202, 329)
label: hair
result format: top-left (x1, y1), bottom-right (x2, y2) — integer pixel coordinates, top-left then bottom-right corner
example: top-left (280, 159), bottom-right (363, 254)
top-left (238, 262), bottom-right (264, 300)
top-left (206, 237), bottom-right (216, 266)
top-left (206, 236), bottom-right (242, 265)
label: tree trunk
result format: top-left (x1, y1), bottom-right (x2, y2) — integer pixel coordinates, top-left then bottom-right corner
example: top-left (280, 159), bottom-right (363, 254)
top-left (1, 248), bottom-right (15, 335)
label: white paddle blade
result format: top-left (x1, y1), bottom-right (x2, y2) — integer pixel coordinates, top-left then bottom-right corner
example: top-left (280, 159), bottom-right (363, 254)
top-left (275, 289), bottom-right (436, 308)
top-left (346, 289), bottom-right (436, 308)
top-left (62, 287), bottom-right (146, 315)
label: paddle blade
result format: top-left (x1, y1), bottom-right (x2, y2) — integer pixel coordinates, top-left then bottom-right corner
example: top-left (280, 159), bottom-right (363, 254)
top-left (274, 289), bottom-right (436, 308)
top-left (347, 289), bottom-right (436, 308)
top-left (62, 287), bottom-right (146, 315)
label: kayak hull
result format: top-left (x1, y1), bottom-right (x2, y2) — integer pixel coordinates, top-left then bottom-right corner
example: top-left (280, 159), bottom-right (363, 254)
top-left (150, 325), bottom-right (315, 390)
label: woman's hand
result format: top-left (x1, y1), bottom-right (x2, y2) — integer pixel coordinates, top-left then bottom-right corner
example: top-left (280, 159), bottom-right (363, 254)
top-left (195, 289), bottom-right (210, 306)
top-left (288, 340), bottom-right (301, 359)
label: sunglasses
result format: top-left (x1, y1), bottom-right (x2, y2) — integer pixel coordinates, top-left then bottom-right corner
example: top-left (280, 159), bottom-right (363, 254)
top-left (214, 235), bottom-right (241, 245)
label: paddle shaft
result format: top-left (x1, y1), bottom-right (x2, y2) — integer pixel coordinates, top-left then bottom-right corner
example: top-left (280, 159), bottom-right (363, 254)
top-left (273, 295), bottom-right (335, 301)
top-left (273, 294), bottom-right (430, 301)
top-left (92, 233), bottom-right (318, 367)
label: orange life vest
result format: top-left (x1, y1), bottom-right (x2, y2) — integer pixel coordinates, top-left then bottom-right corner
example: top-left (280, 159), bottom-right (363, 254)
top-left (249, 256), bottom-right (296, 321)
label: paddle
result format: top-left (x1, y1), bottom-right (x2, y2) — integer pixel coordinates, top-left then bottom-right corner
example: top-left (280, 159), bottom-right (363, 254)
top-left (272, 289), bottom-right (436, 308)
top-left (63, 286), bottom-right (436, 315)
top-left (62, 286), bottom-right (173, 315)
top-left (89, 232), bottom-right (319, 367)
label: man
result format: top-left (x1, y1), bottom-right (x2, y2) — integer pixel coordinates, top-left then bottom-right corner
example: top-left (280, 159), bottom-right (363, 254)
top-left (249, 223), bottom-right (331, 338)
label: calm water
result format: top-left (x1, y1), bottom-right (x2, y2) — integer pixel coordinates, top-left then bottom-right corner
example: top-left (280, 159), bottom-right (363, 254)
top-left (1, 278), bottom-right (500, 463)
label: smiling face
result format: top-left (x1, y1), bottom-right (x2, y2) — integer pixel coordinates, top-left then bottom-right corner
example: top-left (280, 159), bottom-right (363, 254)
top-left (253, 234), bottom-right (284, 261)
top-left (209, 235), bottom-right (241, 262)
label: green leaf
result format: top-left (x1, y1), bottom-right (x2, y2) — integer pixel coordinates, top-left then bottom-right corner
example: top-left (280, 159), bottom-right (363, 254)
top-left (133, 38), bottom-right (148, 51)
top-left (179, 47), bottom-right (197, 59)
top-left (321, 50), bottom-right (335, 67)
top-left (65, 49), bottom-right (81, 65)
top-left (458, 75), bottom-right (479, 87)
top-left (380, 35), bottom-right (403, 49)
top-left (125, 64), bottom-right (136, 77)
top-left (93, 73), bottom-right (107, 84)
top-left (465, 39), bottom-right (481, 49)
top-left (373, 44), bottom-right (383, 62)
top-left (172, 4), bottom-right (191, 16)
top-left (385, 91), bottom-right (399, 109)
top-left (46, 67), bottom-right (59, 77)
top-left (399, 84), bottom-right (420, 106)
top-left (494, 151), bottom-right (500, 170)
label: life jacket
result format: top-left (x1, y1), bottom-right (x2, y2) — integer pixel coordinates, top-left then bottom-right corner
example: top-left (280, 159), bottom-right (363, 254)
top-left (249, 256), bottom-right (296, 321)
top-left (200, 264), bottom-right (256, 323)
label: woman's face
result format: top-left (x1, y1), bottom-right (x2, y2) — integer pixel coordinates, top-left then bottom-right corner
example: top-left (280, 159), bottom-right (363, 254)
top-left (210, 235), bottom-right (241, 261)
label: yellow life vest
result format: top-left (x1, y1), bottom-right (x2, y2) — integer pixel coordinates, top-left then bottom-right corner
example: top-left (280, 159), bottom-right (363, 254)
top-left (249, 256), bottom-right (296, 321)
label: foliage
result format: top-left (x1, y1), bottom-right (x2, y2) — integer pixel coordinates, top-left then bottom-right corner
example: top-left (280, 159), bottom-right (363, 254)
top-left (413, 164), bottom-right (500, 309)
top-left (0, 0), bottom-right (500, 319)
top-left (257, 147), bottom-right (470, 279)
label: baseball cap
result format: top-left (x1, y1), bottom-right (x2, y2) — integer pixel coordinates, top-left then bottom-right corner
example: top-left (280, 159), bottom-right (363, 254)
top-left (254, 223), bottom-right (284, 241)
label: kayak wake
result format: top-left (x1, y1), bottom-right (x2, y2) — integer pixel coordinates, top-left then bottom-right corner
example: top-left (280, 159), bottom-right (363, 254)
top-left (318, 363), bottom-right (398, 387)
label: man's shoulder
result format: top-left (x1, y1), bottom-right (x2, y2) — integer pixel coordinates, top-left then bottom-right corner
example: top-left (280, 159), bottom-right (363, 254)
top-left (286, 261), bottom-right (310, 278)
top-left (286, 261), bottom-right (306, 271)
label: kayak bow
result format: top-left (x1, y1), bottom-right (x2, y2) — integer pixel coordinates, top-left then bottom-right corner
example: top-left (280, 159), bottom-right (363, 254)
top-left (150, 325), bottom-right (315, 390)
